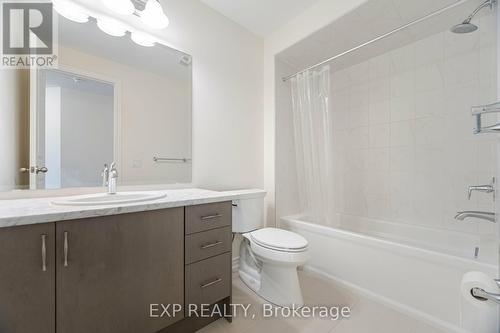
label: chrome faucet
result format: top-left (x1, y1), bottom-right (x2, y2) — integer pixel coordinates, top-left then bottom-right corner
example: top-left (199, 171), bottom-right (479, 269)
top-left (101, 164), bottom-right (109, 187)
top-left (455, 211), bottom-right (496, 223)
top-left (468, 178), bottom-right (495, 200)
top-left (107, 162), bottom-right (118, 194)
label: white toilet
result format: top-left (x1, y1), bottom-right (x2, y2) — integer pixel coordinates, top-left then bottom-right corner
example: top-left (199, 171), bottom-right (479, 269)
top-left (233, 196), bottom-right (308, 307)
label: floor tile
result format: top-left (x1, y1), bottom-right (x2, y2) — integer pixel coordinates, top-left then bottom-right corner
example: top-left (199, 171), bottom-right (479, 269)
top-left (331, 299), bottom-right (417, 333)
top-left (197, 270), bottom-right (446, 333)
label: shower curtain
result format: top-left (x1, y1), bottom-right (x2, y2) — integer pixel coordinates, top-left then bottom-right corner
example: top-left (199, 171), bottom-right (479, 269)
top-left (290, 66), bottom-right (333, 225)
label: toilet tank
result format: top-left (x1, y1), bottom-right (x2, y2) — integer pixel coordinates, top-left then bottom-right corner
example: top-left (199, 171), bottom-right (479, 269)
top-left (232, 194), bottom-right (265, 233)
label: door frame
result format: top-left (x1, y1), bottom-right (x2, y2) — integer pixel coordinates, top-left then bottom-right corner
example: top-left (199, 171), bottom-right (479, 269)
top-left (29, 65), bottom-right (122, 189)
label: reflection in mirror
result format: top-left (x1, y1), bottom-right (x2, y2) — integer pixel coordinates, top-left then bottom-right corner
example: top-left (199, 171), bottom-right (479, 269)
top-left (0, 11), bottom-right (192, 192)
top-left (40, 69), bottom-right (115, 189)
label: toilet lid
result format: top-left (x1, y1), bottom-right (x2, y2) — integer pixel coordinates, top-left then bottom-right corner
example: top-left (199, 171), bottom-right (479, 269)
top-left (250, 228), bottom-right (308, 251)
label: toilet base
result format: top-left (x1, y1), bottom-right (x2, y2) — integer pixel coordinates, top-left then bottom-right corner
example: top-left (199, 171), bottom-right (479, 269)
top-left (239, 240), bottom-right (305, 308)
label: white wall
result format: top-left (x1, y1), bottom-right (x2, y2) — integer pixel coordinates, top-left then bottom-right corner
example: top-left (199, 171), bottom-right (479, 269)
top-left (66, 0), bottom-right (265, 192)
top-left (264, 0), bottom-right (370, 226)
top-left (163, 0), bottom-right (264, 191)
top-left (60, 86), bottom-right (114, 188)
top-left (274, 4), bottom-right (498, 236)
top-left (275, 60), bottom-right (301, 219)
top-left (45, 87), bottom-right (62, 189)
top-left (325, 13), bottom-right (497, 235)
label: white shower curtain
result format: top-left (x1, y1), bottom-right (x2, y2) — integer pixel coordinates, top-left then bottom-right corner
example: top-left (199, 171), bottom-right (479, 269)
top-left (290, 66), bottom-right (333, 225)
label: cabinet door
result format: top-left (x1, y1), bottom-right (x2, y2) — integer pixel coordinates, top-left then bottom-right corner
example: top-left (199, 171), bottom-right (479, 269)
top-left (0, 223), bottom-right (56, 333)
top-left (56, 209), bottom-right (184, 333)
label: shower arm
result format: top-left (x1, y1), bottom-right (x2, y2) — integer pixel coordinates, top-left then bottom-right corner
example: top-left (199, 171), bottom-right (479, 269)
top-left (463, 0), bottom-right (496, 23)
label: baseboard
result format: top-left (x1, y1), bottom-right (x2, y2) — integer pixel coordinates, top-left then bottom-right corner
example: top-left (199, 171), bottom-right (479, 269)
top-left (232, 256), bottom-right (239, 273)
top-left (303, 266), bottom-right (470, 333)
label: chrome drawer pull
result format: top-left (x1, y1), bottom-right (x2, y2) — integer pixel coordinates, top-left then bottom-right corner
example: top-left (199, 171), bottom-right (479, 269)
top-left (200, 278), bottom-right (222, 289)
top-left (201, 241), bottom-right (223, 249)
top-left (41, 234), bottom-right (47, 272)
top-left (201, 214), bottom-right (223, 221)
top-left (63, 231), bottom-right (69, 268)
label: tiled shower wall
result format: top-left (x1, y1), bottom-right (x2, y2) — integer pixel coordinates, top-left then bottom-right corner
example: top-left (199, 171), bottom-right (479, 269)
top-left (331, 13), bottom-right (498, 235)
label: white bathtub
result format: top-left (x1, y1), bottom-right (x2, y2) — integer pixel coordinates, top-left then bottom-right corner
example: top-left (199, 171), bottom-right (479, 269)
top-left (280, 214), bottom-right (499, 333)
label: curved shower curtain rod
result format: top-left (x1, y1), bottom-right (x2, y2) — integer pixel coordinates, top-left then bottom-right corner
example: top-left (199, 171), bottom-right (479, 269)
top-left (282, 0), bottom-right (477, 82)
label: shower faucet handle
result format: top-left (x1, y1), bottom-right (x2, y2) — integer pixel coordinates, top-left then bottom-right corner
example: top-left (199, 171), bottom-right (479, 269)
top-left (468, 178), bottom-right (495, 200)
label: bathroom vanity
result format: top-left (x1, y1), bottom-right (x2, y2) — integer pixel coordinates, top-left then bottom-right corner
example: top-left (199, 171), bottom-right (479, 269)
top-left (0, 189), bottom-right (262, 333)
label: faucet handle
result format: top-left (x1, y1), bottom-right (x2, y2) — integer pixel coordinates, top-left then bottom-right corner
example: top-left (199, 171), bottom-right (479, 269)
top-left (109, 162), bottom-right (118, 177)
top-left (468, 177), bottom-right (495, 200)
top-left (101, 164), bottom-right (109, 186)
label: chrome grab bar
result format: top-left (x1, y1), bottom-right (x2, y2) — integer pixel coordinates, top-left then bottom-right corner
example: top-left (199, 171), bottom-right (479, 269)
top-left (472, 101), bottom-right (500, 134)
top-left (472, 101), bottom-right (500, 115)
top-left (153, 156), bottom-right (192, 163)
top-left (472, 288), bottom-right (500, 305)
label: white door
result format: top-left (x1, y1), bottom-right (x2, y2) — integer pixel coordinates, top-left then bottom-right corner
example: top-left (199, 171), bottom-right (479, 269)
top-left (29, 68), bottom-right (116, 190)
top-left (28, 68), bottom-right (48, 189)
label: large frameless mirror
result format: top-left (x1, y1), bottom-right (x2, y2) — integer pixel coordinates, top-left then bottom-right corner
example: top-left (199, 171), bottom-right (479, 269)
top-left (0, 11), bottom-right (192, 191)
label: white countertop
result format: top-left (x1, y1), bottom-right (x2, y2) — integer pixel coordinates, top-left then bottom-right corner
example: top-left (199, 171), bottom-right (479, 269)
top-left (0, 188), bottom-right (266, 228)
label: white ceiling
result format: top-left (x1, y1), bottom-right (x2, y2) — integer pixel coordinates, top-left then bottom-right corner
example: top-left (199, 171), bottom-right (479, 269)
top-left (199, 0), bottom-right (322, 36)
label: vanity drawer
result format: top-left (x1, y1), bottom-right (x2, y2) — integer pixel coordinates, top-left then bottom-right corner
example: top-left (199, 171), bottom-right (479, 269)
top-left (185, 252), bottom-right (231, 307)
top-left (185, 202), bottom-right (232, 235)
top-left (185, 227), bottom-right (232, 264)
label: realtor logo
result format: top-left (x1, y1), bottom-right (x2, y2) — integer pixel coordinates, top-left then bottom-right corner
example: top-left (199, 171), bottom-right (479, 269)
top-left (1, 1), bottom-right (57, 68)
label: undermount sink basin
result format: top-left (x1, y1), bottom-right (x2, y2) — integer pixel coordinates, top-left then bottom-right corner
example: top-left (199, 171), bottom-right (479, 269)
top-left (52, 192), bottom-right (167, 207)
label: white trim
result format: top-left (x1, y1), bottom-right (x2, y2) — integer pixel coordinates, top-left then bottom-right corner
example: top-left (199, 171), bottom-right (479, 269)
top-left (29, 67), bottom-right (39, 189)
top-left (303, 266), bottom-right (471, 333)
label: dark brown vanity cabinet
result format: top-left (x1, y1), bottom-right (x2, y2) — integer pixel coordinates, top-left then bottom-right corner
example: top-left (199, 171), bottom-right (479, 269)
top-left (0, 223), bottom-right (56, 333)
top-left (0, 208), bottom-right (184, 333)
top-left (0, 203), bottom-right (232, 333)
top-left (56, 208), bottom-right (184, 333)
top-left (185, 202), bottom-right (232, 312)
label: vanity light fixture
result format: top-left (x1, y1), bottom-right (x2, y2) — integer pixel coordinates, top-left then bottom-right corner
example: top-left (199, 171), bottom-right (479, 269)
top-left (130, 31), bottom-right (156, 47)
top-left (101, 0), bottom-right (135, 16)
top-left (96, 17), bottom-right (128, 37)
top-left (140, 0), bottom-right (170, 30)
top-left (53, 0), bottom-right (90, 23)
top-left (52, 0), bottom-right (167, 47)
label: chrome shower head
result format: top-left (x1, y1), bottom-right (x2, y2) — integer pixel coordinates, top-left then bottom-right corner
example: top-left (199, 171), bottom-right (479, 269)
top-left (451, 0), bottom-right (496, 34)
top-left (451, 21), bottom-right (478, 33)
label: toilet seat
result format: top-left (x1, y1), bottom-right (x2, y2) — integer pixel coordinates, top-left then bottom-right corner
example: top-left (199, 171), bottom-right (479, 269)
top-left (249, 228), bottom-right (308, 253)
